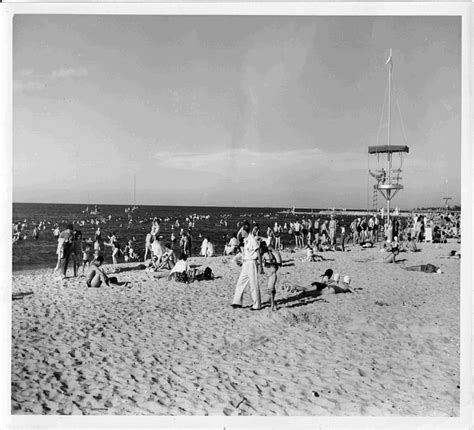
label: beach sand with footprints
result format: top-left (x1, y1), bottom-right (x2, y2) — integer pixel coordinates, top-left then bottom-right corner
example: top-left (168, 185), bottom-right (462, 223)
top-left (11, 241), bottom-right (460, 416)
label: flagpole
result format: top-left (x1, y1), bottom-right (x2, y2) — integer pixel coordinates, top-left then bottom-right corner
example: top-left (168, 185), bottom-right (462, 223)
top-left (386, 48), bottom-right (393, 227)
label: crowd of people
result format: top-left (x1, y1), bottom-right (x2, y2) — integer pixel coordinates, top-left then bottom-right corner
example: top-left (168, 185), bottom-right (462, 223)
top-left (13, 208), bottom-right (461, 309)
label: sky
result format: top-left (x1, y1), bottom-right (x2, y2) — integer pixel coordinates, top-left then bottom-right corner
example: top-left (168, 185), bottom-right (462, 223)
top-left (12, 15), bottom-right (462, 209)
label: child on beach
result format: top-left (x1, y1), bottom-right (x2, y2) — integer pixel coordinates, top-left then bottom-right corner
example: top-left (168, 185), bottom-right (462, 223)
top-left (260, 241), bottom-right (279, 311)
top-left (112, 241), bottom-right (120, 272)
top-left (82, 243), bottom-right (92, 275)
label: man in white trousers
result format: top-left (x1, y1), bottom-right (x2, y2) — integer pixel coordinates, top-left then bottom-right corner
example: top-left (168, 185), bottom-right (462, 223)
top-left (231, 222), bottom-right (263, 311)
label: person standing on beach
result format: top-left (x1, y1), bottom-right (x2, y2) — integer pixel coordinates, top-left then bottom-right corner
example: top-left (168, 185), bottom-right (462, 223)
top-left (236, 221), bottom-right (249, 252)
top-left (293, 219), bottom-right (303, 248)
top-left (231, 222), bottom-right (263, 311)
top-left (59, 224), bottom-right (74, 279)
top-left (94, 227), bottom-right (101, 242)
top-left (328, 215), bottom-right (337, 245)
top-left (151, 217), bottom-right (160, 237)
top-left (144, 230), bottom-right (153, 262)
top-left (260, 241), bottom-right (279, 311)
top-left (180, 230), bottom-right (191, 256)
top-left (71, 230), bottom-right (83, 277)
top-left (273, 222), bottom-right (282, 250)
top-left (112, 241), bottom-right (120, 272)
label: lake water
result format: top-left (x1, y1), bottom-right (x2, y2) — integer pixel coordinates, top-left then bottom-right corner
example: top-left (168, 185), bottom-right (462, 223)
top-left (12, 203), bottom-right (357, 271)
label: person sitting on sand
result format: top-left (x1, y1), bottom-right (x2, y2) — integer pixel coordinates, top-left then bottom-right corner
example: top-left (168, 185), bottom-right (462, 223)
top-left (404, 264), bottom-right (442, 274)
top-left (224, 234), bottom-right (240, 255)
top-left (151, 235), bottom-right (167, 263)
top-left (86, 255), bottom-right (110, 287)
top-left (408, 236), bottom-right (419, 252)
top-left (383, 240), bottom-right (400, 263)
top-left (150, 244), bottom-right (174, 271)
top-left (168, 253), bottom-right (192, 283)
top-left (260, 241), bottom-right (279, 311)
top-left (85, 255), bottom-right (129, 288)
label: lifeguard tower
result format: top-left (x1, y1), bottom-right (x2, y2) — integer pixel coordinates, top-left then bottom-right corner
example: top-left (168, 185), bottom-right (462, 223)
top-left (369, 50), bottom-right (409, 228)
top-left (442, 179), bottom-right (451, 211)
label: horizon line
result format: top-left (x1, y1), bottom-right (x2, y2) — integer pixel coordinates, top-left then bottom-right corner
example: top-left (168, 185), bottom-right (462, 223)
top-left (12, 201), bottom-right (460, 212)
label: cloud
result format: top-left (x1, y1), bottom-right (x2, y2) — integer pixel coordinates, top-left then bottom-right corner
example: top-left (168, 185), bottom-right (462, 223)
top-left (13, 80), bottom-right (46, 93)
top-left (153, 147), bottom-right (367, 176)
top-left (51, 67), bottom-right (88, 79)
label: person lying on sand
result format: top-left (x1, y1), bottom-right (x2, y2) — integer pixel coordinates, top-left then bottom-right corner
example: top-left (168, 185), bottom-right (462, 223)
top-left (361, 241), bottom-right (375, 248)
top-left (282, 269), bottom-right (354, 296)
top-left (304, 247), bottom-right (327, 262)
top-left (86, 255), bottom-right (129, 288)
top-left (404, 264), bottom-right (442, 274)
top-left (440, 250), bottom-right (460, 259)
top-left (192, 266), bottom-right (215, 282)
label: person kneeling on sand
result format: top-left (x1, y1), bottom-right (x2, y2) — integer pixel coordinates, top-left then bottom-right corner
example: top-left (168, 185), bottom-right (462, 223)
top-left (404, 264), bottom-right (442, 274)
top-left (86, 255), bottom-right (129, 288)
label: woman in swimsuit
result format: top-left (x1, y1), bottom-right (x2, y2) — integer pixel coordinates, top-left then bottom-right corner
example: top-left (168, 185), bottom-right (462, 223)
top-left (260, 241), bottom-right (279, 311)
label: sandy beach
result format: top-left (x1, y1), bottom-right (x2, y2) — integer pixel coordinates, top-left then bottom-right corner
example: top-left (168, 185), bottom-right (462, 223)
top-left (11, 241), bottom-right (460, 416)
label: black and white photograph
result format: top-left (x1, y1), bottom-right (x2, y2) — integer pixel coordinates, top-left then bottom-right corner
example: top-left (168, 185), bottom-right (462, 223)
top-left (2, 2), bottom-right (471, 427)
